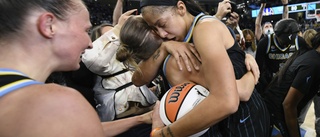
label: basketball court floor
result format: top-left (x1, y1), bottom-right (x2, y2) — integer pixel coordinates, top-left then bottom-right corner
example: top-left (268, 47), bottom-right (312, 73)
top-left (301, 102), bottom-right (316, 137)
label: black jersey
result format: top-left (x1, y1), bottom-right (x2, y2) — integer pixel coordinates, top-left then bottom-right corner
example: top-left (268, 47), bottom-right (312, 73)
top-left (264, 50), bottom-right (320, 118)
top-left (255, 34), bottom-right (307, 94)
top-left (263, 50), bottom-right (320, 136)
top-left (217, 31), bottom-right (270, 137)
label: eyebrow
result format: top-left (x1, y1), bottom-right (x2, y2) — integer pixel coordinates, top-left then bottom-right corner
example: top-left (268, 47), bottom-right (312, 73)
top-left (154, 19), bottom-right (161, 27)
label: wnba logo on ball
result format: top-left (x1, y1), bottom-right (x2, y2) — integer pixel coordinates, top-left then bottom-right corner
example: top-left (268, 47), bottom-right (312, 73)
top-left (168, 83), bottom-right (190, 103)
top-left (159, 83), bottom-right (210, 137)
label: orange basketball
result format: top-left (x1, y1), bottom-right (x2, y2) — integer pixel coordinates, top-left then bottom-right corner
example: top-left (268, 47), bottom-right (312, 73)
top-left (159, 83), bottom-right (210, 137)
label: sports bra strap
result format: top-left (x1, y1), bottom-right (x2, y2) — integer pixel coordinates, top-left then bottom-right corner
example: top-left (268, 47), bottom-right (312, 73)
top-left (0, 69), bottom-right (42, 97)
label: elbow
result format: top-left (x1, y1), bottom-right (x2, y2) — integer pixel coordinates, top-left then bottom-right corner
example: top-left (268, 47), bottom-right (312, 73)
top-left (225, 96), bottom-right (240, 114)
top-left (131, 75), bottom-right (147, 87)
top-left (282, 101), bottom-right (292, 110)
top-left (132, 81), bottom-right (144, 87)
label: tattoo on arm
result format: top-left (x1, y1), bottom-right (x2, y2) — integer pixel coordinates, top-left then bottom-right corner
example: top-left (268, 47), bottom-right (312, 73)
top-left (161, 129), bottom-right (165, 137)
top-left (167, 125), bottom-right (175, 137)
top-left (153, 50), bottom-right (160, 61)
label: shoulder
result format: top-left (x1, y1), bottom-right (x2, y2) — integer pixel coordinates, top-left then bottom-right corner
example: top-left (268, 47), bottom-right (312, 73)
top-left (0, 84), bottom-right (104, 137)
top-left (193, 17), bottom-right (232, 41)
top-left (195, 17), bottom-right (227, 31)
top-left (257, 35), bottom-right (269, 47)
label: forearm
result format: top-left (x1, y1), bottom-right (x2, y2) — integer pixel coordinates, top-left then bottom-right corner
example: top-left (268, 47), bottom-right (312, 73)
top-left (101, 115), bottom-right (145, 137)
top-left (236, 71), bottom-right (255, 101)
top-left (132, 45), bottom-right (169, 86)
top-left (282, 5), bottom-right (289, 19)
top-left (282, 0), bottom-right (289, 19)
top-left (112, 0), bottom-right (123, 26)
top-left (255, 3), bottom-right (265, 40)
top-left (284, 106), bottom-right (300, 137)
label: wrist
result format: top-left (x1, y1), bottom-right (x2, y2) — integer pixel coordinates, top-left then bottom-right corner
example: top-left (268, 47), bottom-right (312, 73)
top-left (150, 128), bottom-right (163, 137)
top-left (283, 3), bottom-right (288, 6)
top-left (214, 14), bottom-right (223, 20)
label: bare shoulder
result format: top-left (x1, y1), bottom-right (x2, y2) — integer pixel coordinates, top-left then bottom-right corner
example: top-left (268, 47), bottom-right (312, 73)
top-left (0, 84), bottom-right (104, 137)
top-left (193, 17), bottom-right (234, 49)
top-left (195, 17), bottom-right (228, 31)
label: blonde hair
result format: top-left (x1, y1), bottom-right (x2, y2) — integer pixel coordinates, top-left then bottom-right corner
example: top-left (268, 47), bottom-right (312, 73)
top-left (242, 29), bottom-right (256, 51)
top-left (302, 29), bottom-right (317, 48)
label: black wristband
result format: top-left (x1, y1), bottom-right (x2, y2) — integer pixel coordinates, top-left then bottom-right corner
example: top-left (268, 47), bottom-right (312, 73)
top-left (283, 3), bottom-right (288, 6)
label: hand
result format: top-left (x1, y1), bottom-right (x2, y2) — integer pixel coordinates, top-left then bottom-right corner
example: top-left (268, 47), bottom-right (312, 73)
top-left (281, 0), bottom-right (288, 4)
top-left (152, 101), bottom-right (165, 129)
top-left (162, 41), bottom-right (201, 72)
top-left (226, 12), bottom-right (239, 27)
top-left (117, 9), bottom-right (137, 26)
top-left (244, 54), bottom-right (260, 84)
top-left (215, 0), bottom-right (231, 20)
top-left (139, 111), bottom-right (153, 124)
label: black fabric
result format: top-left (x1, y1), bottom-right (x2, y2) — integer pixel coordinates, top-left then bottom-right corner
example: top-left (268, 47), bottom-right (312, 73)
top-left (100, 69), bottom-right (128, 79)
top-left (185, 14), bottom-right (270, 137)
top-left (0, 75), bottom-right (31, 86)
top-left (255, 34), bottom-right (307, 94)
top-left (63, 61), bottom-right (97, 108)
top-left (263, 50), bottom-right (320, 137)
top-left (115, 82), bottom-right (133, 92)
top-left (274, 18), bottom-right (299, 37)
top-left (140, 0), bottom-right (177, 9)
top-left (215, 26), bottom-right (270, 137)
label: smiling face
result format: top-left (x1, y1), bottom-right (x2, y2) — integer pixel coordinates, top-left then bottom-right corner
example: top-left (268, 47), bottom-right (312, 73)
top-left (53, 1), bottom-right (92, 71)
top-left (141, 6), bottom-right (188, 41)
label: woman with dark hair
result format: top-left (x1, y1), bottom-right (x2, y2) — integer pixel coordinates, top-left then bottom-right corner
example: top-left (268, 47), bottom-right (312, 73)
top-left (263, 32), bottom-right (320, 137)
top-left (116, 0), bottom-right (270, 136)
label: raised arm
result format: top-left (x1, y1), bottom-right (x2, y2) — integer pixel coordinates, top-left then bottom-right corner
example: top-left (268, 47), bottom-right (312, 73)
top-left (214, 0), bottom-right (231, 20)
top-left (82, 9), bottom-right (136, 75)
top-left (282, 0), bottom-right (289, 19)
top-left (255, 3), bottom-right (266, 41)
top-left (112, 0), bottom-right (123, 26)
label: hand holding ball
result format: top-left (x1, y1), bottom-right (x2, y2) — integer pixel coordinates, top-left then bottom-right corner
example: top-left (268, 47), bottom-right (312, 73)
top-left (159, 83), bottom-right (210, 137)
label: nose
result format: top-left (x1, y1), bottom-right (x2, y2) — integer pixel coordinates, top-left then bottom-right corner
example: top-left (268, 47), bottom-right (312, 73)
top-left (157, 28), bottom-right (168, 39)
top-left (87, 41), bottom-right (93, 49)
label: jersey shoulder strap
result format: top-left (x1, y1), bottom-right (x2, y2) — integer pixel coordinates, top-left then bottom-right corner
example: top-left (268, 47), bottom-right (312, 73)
top-left (0, 69), bottom-right (42, 97)
top-left (266, 34), bottom-right (272, 54)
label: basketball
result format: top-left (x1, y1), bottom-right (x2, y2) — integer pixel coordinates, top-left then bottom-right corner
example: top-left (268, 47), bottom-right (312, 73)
top-left (159, 83), bottom-right (210, 137)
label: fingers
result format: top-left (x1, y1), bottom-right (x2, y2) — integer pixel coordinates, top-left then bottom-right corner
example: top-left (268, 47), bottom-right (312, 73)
top-left (180, 52), bottom-right (192, 72)
top-left (172, 52), bottom-right (183, 71)
top-left (123, 9), bottom-right (137, 16)
top-left (189, 43), bottom-right (201, 62)
top-left (252, 64), bottom-right (260, 84)
top-left (186, 44), bottom-right (200, 70)
top-left (118, 9), bottom-right (137, 26)
top-left (152, 101), bottom-right (164, 129)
